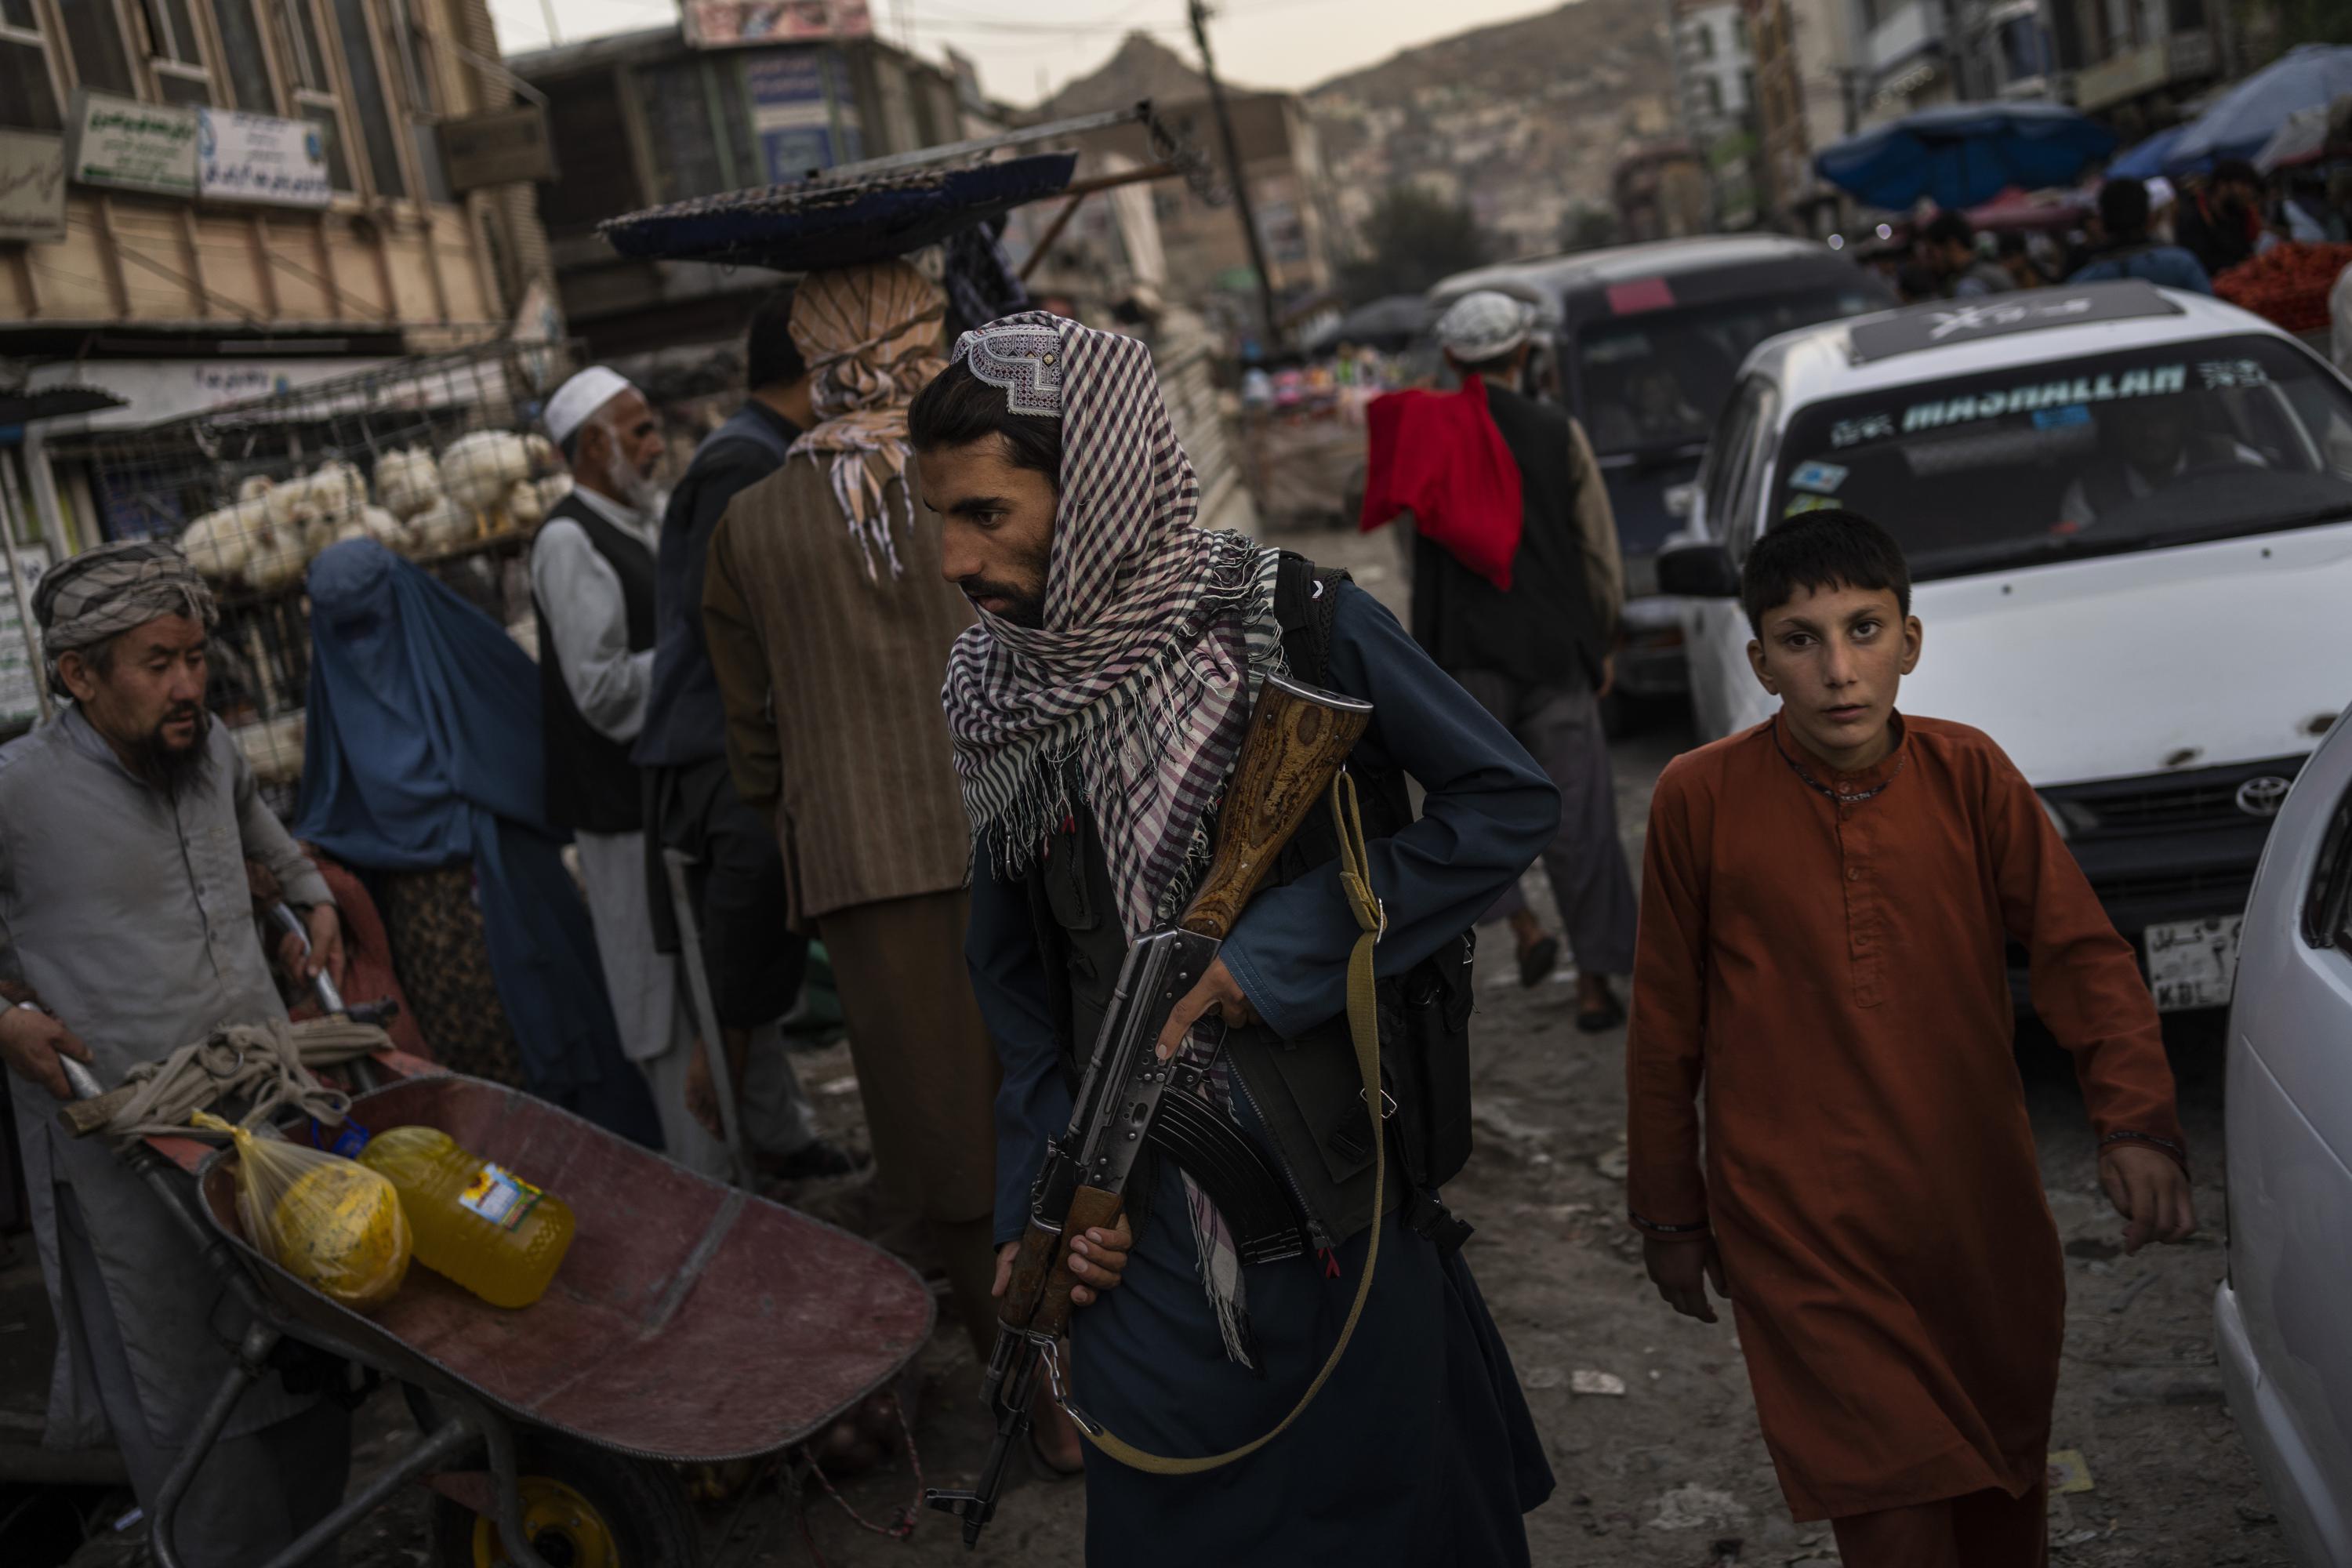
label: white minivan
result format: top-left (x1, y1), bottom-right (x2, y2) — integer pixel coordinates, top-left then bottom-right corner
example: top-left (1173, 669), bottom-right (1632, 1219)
top-left (1659, 281), bottom-right (2352, 1012)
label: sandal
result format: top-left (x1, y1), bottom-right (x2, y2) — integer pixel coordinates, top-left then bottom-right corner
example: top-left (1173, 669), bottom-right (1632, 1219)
top-left (1516, 935), bottom-right (1559, 989)
top-left (1576, 993), bottom-right (1627, 1034)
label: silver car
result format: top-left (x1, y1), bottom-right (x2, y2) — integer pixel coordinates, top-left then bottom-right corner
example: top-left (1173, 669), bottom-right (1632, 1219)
top-left (2218, 705), bottom-right (2352, 1566)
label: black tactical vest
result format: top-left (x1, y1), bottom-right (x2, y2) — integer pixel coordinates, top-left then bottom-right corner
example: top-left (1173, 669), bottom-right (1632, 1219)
top-left (1022, 554), bottom-right (1477, 1252)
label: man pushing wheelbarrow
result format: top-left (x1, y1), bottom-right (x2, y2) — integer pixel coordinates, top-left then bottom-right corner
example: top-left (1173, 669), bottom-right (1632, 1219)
top-left (4, 542), bottom-right (935, 1567)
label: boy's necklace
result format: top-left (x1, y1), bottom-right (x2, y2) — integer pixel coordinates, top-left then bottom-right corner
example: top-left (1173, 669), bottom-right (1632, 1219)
top-left (1773, 720), bottom-right (1907, 804)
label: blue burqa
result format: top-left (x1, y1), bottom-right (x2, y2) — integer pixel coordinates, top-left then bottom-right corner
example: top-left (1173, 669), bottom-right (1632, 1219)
top-left (295, 540), bottom-right (659, 1146)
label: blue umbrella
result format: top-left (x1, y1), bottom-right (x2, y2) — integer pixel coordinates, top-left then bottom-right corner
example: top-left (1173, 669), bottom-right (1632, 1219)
top-left (2165, 44), bottom-right (2352, 173)
top-left (1814, 103), bottom-right (2118, 211)
top-left (2107, 125), bottom-right (2187, 181)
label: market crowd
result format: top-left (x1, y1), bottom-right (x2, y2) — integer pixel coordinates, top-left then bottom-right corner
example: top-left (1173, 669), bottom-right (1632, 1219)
top-left (1, 262), bottom-right (2196, 1568)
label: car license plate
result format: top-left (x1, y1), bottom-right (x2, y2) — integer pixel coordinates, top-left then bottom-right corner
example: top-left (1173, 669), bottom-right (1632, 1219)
top-left (2143, 916), bottom-right (2244, 1012)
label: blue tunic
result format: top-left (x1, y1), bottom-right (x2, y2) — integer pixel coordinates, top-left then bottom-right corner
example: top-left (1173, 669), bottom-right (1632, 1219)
top-left (966, 584), bottom-right (1559, 1564)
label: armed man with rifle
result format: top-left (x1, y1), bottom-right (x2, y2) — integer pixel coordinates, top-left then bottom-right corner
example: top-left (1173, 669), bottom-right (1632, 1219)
top-left (910, 313), bottom-right (1560, 1563)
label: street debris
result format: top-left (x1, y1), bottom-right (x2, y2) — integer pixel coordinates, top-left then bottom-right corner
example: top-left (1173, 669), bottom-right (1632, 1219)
top-left (1572, 1369), bottom-right (1628, 1396)
top-left (1471, 1096), bottom-right (1555, 1149)
top-left (1595, 1139), bottom-right (1630, 1180)
top-left (2047, 1449), bottom-right (2096, 1494)
top-left (1649, 1483), bottom-right (1747, 1531)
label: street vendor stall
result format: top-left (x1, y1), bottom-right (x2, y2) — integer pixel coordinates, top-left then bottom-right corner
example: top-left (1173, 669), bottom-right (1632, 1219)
top-left (27, 338), bottom-right (579, 810)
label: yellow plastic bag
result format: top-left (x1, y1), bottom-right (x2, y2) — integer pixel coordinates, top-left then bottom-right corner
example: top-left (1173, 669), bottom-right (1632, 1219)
top-left (192, 1111), bottom-right (412, 1311)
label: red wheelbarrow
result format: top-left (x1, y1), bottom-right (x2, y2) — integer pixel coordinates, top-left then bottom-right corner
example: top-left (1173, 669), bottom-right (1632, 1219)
top-left (64, 1054), bottom-right (934, 1568)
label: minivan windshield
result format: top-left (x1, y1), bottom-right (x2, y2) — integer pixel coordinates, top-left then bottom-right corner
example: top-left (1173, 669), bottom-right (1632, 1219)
top-left (1578, 285), bottom-right (1886, 456)
top-left (1770, 335), bottom-right (2352, 577)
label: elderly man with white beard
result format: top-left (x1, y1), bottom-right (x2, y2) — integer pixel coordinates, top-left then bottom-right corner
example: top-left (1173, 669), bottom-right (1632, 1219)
top-left (524, 368), bottom-right (684, 1151)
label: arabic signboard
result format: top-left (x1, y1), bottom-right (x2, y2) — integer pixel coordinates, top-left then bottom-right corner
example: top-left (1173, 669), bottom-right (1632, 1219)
top-left (440, 104), bottom-right (557, 192)
top-left (684, 0), bottom-right (873, 49)
top-left (0, 132), bottom-right (66, 243)
top-left (198, 107), bottom-right (332, 207)
top-left (746, 49), bottom-right (865, 182)
top-left (67, 90), bottom-right (198, 198)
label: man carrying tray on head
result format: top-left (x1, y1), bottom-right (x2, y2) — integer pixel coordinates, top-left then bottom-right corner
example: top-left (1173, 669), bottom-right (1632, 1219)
top-left (913, 312), bottom-right (1559, 1563)
top-left (0, 541), bottom-right (351, 1565)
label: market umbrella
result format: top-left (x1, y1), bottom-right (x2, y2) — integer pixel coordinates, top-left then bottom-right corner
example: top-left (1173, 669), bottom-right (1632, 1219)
top-left (2166, 45), bottom-right (2352, 173)
top-left (2107, 125), bottom-right (2187, 181)
top-left (599, 153), bottom-right (1076, 273)
top-left (1305, 294), bottom-right (1434, 354)
top-left (2254, 102), bottom-right (2337, 174)
top-left (1813, 103), bottom-right (2118, 211)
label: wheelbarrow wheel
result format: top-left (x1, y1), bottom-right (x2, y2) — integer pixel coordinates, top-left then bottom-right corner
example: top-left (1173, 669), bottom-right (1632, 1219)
top-left (430, 1430), bottom-right (699, 1568)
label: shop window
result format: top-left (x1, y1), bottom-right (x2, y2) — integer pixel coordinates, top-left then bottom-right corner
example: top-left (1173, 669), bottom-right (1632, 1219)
top-left (328, 0), bottom-right (405, 198)
top-left (56, 0), bottom-right (136, 96)
top-left (143, 0), bottom-right (213, 104)
top-left (2166, 0), bottom-right (2204, 31)
top-left (0, 30), bottom-right (60, 132)
top-left (212, 0), bottom-right (278, 111)
top-left (278, 0), bottom-right (349, 186)
top-left (1997, 16), bottom-right (2049, 84)
top-left (303, 98), bottom-right (353, 189)
top-left (383, 0), bottom-right (447, 201)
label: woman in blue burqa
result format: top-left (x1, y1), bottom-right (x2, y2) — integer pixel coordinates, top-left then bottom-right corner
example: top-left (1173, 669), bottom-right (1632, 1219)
top-left (296, 538), bottom-right (659, 1145)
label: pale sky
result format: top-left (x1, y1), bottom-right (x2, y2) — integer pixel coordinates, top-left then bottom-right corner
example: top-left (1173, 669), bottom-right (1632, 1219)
top-left (498, 0), bottom-right (1582, 105)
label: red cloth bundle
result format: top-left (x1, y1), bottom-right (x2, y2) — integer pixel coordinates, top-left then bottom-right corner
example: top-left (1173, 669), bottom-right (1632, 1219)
top-left (1358, 374), bottom-right (1524, 590)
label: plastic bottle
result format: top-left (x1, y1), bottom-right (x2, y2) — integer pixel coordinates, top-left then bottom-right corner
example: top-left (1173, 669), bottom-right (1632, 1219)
top-left (357, 1126), bottom-right (574, 1308)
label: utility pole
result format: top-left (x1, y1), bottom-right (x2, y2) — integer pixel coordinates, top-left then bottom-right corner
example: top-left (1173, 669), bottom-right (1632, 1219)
top-left (1189, 0), bottom-right (1283, 353)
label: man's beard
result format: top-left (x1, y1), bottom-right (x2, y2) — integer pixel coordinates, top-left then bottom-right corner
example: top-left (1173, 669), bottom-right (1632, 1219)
top-left (604, 446), bottom-right (662, 515)
top-left (126, 704), bottom-right (213, 799)
top-left (960, 576), bottom-right (1047, 629)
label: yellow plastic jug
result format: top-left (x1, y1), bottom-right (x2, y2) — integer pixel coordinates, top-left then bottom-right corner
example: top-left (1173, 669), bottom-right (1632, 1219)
top-left (357, 1126), bottom-right (573, 1308)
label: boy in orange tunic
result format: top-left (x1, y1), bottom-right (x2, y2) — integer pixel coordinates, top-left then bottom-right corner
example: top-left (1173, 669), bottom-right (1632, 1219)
top-left (1625, 510), bottom-right (2197, 1566)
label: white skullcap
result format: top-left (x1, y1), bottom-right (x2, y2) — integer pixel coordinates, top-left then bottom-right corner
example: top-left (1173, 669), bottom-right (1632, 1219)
top-left (543, 365), bottom-right (633, 447)
top-left (1436, 291), bottom-right (1537, 361)
top-left (2143, 176), bottom-right (2176, 211)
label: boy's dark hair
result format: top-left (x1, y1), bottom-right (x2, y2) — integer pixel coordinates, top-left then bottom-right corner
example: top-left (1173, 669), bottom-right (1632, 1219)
top-left (2098, 176), bottom-right (2151, 238)
top-left (1740, 509), bottom-right (1913, 633)
top-left (906, 357), bottom-right (1065, 488)
top-left (744, 287), bottom-right (807, 391)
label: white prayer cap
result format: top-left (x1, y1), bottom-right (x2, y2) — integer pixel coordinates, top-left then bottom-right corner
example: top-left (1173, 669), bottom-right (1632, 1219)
top-left (2144, 176), bottom-right (2176, 212)
top-left (543, 365), bottom-right (634, 447)
top-left (1435, 291), bottom-right (1537, 361)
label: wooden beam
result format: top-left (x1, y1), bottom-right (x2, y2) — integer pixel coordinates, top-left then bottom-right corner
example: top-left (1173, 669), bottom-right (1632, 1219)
top-left (1018, 193), bottom-right (1087, 284)
top-left (421, 206), bottom-right (454, 324)
top-left (179, 207), bottom-right (212, 318)
top-left (5, 245), bottom-right (39, 318)
top-left (248, 216), bottom-right (280, 317)
top-left (92, 198), bottom-right (131, 317)
top-left (312, 212), bottom-right (344, 316)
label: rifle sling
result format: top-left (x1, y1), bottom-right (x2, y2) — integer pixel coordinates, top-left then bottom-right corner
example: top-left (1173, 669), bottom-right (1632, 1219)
top-left (1078, 770), bottom-right (1386, 1475)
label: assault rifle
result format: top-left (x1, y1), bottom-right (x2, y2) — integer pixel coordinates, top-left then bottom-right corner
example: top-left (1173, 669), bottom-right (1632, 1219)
top-left (924, 672), bottom-right (1374, 1548)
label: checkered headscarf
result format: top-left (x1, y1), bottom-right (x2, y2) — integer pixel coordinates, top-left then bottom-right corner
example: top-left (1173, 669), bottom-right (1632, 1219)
top-left (33, 540), bottom-right (216, 695)
top-left (939, 313), bottom-right (1283, 938)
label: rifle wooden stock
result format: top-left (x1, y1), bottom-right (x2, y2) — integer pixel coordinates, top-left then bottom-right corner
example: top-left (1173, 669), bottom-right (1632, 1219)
top-left (1003, 1184), bottom-right (1125, 1340)
top-left (1179, 675), bottom-right (1373, 942)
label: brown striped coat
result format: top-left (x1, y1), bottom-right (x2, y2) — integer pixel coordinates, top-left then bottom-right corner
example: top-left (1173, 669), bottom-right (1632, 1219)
top-left (702, 451), bottom-right (975, 927)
